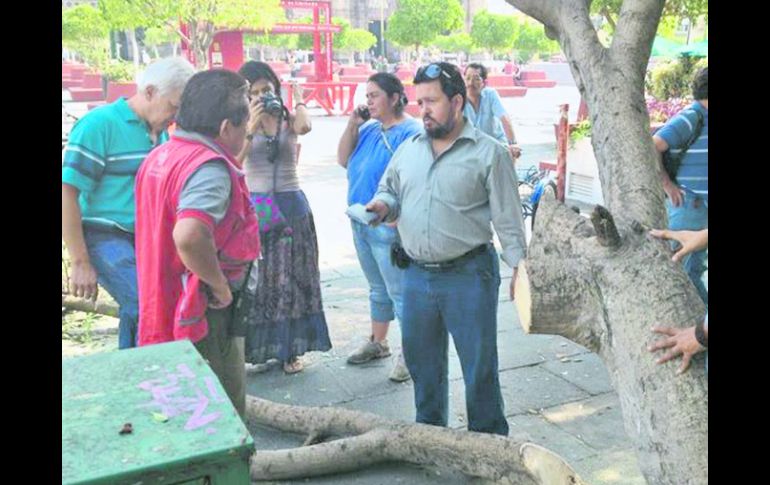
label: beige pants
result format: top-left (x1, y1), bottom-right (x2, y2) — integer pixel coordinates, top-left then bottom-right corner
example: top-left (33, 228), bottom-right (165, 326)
top-left (194, 306), bottom-right (246, 417)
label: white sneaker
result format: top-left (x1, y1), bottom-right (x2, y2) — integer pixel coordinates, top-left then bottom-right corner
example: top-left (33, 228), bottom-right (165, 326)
top-left (388, 351), bottom-right (411, 382)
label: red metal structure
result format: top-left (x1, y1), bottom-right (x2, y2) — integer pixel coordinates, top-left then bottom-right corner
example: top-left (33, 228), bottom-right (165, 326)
top-left (180, 1), bottom-right (358, 115)
top-left (181, 1), bottom-right (340, 81)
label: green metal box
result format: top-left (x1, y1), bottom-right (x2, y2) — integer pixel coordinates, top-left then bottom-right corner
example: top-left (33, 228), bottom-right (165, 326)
top-left (62, 340), bottom-right (254, 484)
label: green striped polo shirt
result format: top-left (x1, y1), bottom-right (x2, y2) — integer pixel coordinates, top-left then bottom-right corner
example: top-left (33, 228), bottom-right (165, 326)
top-left (62, 98), bottom-right (168, 233)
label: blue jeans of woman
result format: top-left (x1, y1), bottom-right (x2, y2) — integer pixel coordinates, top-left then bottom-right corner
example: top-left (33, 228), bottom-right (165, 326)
top-left (83, 226), bottom-right (139, 349)
top-left (351, 221), bottom-right (404, 323)
top-left (400, 246), bottom-right (508, 436)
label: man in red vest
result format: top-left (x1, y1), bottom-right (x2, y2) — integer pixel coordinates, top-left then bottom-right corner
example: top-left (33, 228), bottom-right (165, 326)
top-left (135, 70), bottom-right (261, 416)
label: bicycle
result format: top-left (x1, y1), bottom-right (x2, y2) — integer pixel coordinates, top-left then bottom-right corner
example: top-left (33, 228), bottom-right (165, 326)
top-left (516, 165), bottom-right (557, 227)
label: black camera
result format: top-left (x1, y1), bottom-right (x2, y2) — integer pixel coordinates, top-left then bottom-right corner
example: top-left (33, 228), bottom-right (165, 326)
top-left (261, 92), bottom-right (284, 116)
top-left (357, 106), bottom-right (370, 121)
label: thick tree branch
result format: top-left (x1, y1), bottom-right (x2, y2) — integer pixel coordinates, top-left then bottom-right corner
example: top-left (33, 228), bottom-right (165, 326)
top-left (251, 431), bottom-right (391, 480)
top-left (246, 396), bottom-right (586, 484)
top-left (611, 0), bottom-right (665, 80)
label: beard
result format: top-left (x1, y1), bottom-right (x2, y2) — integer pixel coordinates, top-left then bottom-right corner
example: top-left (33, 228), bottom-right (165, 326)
top-left (424, 113), bottom-right (457, 139)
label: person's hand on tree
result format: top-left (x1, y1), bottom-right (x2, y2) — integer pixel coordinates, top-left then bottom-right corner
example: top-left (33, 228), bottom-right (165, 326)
top-left (648, 325), bottom-right (705, 375)
top-left (649, 228), bottom-right (708, 262)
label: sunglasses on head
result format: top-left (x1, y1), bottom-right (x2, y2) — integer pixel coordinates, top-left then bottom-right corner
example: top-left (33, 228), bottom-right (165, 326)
top-left (415, 63), bottom-right (453, 82)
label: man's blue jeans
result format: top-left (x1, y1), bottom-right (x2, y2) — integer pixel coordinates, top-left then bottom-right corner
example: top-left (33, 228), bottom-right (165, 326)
top-left (351, 221), bottom-right (403, 323)
top-left (401, 245), bottom-right (508, 436)
top-left (83, 226), bottom-right (139, 349)
top-left (666, 191), bottom-right (708, 305)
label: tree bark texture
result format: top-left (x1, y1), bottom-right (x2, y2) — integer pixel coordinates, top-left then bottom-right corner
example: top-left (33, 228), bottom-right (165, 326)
top-left (246, 396), bottom-right (587, 484)
top-left (507, 1), bottom-right (707, 483)
top-left (516, 195), bottom-right (708, 485)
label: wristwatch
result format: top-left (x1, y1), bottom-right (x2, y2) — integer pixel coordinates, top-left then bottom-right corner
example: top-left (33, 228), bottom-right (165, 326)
top-left (246, 134), bottom-right (254, 142)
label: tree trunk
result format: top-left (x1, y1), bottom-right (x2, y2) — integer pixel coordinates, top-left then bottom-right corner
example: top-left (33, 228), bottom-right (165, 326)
top-left (245, 396), bottom-right (587, 484)
top-left (506, 1), bottom-right (707, 483)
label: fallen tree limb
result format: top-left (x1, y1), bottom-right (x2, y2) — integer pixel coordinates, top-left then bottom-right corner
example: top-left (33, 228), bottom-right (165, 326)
top-left (62, 295), bottom-right (119, 318)
top-left (246, 396), bottom-right (586, 484)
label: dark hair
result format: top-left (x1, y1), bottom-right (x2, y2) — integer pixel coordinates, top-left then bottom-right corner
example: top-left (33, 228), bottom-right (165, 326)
top-left (238, 61), bottom-right (282, 95)
top-left (465, 63), bottom-right (488, 81)
top-left (367, 72), bottom-right (408, 115)
top-left (238, 60), bottom-right (289, 118)
top-left (413, 62), bottom-right (466, 109)
top-left (175, 70), bottom-right (249, 138)
top-left (692, 67), bottom-right (707, 100)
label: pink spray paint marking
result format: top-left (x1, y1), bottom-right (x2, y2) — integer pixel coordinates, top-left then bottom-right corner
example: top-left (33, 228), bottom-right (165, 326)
top-left (138, 363), bottom-right (223, 432)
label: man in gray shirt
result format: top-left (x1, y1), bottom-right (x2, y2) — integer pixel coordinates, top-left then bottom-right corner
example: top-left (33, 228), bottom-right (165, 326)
top-left (367, 62), bottom-right (526, 436)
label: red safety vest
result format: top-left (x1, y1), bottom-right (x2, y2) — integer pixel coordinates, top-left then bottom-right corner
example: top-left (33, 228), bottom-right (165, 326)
top-left (135, 134), bottom-right (260, 345)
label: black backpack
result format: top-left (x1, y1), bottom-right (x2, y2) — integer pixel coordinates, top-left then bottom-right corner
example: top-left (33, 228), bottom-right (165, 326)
top-left (657, 109), bottom-right (705, 185)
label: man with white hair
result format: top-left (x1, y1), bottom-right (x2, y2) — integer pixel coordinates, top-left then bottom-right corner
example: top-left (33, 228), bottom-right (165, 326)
top-left (62, 57), bottom-right (195, 349)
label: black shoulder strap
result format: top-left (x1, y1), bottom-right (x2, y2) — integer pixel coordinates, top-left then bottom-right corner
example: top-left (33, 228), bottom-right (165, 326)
top-left (665, 108), bottom-right (705, 183)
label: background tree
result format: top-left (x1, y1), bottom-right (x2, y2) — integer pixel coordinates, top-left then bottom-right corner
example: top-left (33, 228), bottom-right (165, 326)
top-left (62, 4), bottom-right (110, 69)
top-left (143, 25), bottom-right (179, 59)
top-left (470, 10), bottom-right (517, 58)
top-left (592, 0), bottom-right (707, 38)
top-left (429, 32), bottom-right (478, 64)
top-left (245, 32), bottom-right (298, 61)
top-left (99, 0), bottom-right (285, 68)
top-left (338, 29), bottom-right (377, 64)
top-left (512, 18), bottom-right (560, 63)
top-left (385, 0), bottom-right (463, 61)
top-left (295, 16), bottom-right (349, 53)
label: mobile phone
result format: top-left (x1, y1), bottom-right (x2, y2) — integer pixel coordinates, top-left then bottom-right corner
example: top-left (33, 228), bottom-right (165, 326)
top-left (357, 106), bottom-right (370, 121)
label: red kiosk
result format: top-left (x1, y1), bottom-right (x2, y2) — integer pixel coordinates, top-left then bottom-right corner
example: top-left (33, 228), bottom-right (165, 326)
top-left (181, 0), bottom-right (356, 115)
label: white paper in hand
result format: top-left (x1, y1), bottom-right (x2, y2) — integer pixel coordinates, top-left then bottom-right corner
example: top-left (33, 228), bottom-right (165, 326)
top-left (346, 203), bottom-right (379, 225)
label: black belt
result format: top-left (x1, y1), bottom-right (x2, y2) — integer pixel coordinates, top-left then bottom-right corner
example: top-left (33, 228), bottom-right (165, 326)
top-left (410, 244), bottom-right (491, 271)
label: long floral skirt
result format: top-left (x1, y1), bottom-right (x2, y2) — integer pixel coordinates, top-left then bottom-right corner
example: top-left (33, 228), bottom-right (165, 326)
top-left (244, 190), bottom-right (332, 364)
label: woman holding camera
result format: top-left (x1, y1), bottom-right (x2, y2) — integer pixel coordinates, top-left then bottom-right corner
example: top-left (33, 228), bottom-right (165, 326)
top-left (337, 73), bottom-right (421, 382)
top-left (236, 61), bottom-right (331, 374)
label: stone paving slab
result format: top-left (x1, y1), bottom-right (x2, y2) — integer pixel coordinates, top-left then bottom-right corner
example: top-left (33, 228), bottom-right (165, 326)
top-left (571, 449), bottom-right (646, 485)
top-left (246, 361), bottom-right (354, 407)
top-left (500, 365), bottom-right (592, 415)
top-left (541, 351), bottom-right (615, 396)
top-left (541, 393), bottom-right (633, 452)
top-left (336, 385), bottom-right (416, 423)
top-left (506, 413), bottom-right (598, 464)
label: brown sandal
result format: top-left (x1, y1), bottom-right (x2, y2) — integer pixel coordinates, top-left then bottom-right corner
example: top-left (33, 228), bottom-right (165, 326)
top-left (283, 358), bottom-right (304, 374)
